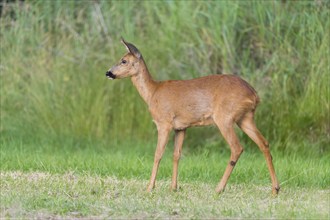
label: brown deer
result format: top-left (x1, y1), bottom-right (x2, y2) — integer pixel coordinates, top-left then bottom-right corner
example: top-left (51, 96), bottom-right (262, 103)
top-left (106, 38), bottom-right (280, 195)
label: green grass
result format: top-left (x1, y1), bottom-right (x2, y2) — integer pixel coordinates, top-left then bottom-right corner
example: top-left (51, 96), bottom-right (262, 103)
top-left (1, 139), bottom-right (329, 189)
top-left (1, 138), bottom-right (330, 219)
top-left (1, 0), bottom-right (330, 218)
top-left (1, 171), bottom-right (329, 219)
top-left (1, 138), bottom-right (329, 218)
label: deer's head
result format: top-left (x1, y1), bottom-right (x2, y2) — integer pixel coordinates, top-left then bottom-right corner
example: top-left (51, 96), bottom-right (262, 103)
top-left (106, 38), bottom-right (142, 80)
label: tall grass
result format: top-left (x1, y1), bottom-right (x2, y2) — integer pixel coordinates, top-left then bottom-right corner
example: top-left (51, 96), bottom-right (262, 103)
top-left (1, 1), bottom-right (329, 155)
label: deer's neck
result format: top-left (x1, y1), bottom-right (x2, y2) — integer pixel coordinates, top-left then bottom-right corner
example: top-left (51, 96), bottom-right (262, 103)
top-left (131, 60), bottom-right (157, 105)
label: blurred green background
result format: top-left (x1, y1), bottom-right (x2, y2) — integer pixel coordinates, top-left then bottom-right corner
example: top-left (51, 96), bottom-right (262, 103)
top-left (1, 0), bottom-right (329, 156)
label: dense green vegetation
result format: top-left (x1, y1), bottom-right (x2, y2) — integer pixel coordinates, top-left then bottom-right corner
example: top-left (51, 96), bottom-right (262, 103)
top-left (0, 1), bottom-right (329, 218)
top-left (1, 0), bottom-right (329, 154)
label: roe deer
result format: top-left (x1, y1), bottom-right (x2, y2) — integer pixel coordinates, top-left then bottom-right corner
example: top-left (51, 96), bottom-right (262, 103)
top-left (106, 38), bottom-right (280, 195)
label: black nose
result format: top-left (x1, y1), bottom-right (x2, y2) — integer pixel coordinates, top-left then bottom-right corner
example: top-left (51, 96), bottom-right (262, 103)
top-left (106, 71), bottom-right (116, 79)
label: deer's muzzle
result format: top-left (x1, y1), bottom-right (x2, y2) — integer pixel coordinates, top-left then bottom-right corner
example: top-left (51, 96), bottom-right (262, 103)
top-left (106, 71), bottom-right (116, 79)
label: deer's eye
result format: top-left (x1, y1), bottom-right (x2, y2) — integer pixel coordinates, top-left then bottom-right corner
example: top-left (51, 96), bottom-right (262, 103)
top-left (122, 60), bottom-right (127, 64)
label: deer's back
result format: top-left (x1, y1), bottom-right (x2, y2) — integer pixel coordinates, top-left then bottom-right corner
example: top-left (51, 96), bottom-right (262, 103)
top-left (149, 74), bottom-right (259, 129)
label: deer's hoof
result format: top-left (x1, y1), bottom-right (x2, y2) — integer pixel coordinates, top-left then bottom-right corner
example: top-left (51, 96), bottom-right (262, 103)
top-left (215, 187), bottom-right (225, 194)
top-left (272, 186), bottom-right (280, 196)
top-left (146, 185), bottom-right (154, 193)
top-left (171, 185), bottom-right (182, 192)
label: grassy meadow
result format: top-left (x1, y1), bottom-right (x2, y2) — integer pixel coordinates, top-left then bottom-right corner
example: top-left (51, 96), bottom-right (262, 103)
top-left (1, 0), bottom-right (329, 219)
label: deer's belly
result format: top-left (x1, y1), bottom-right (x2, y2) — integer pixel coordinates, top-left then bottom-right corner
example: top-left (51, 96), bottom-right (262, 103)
top-left (172, 113), bottom-right (214, 130)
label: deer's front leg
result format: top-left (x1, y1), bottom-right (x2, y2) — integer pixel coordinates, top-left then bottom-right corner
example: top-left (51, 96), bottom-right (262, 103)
top-left (147, 125), bottom-right (171, 192)
top-left (171, 129), bottom-right (185, 191)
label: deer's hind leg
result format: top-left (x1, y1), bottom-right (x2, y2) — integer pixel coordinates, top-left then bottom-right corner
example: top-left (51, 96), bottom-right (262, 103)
top-left (238, 111), bottom-right (280, 195)
top-left (214, 116), bottom-right (244, 193)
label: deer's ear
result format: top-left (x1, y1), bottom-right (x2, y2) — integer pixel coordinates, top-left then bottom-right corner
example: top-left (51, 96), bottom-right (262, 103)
top-left (121, 38), bottom-right (142, 59)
